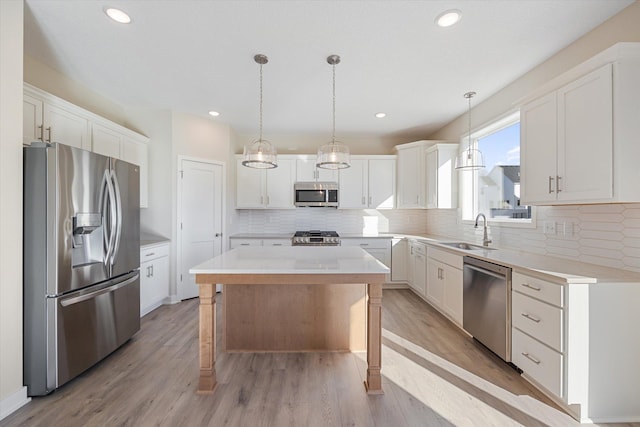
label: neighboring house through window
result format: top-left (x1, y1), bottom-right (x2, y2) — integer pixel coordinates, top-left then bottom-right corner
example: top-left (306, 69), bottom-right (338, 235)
top-left (459, 111), bottom-right (534, 225)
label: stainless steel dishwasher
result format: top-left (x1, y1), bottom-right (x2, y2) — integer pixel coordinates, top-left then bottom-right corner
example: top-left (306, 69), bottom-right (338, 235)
top-left (463, 256), bottom-right (512, 362)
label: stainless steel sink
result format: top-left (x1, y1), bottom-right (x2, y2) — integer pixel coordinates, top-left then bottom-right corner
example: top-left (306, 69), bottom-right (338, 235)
top-left (441, 242), bottom-right (497, 251)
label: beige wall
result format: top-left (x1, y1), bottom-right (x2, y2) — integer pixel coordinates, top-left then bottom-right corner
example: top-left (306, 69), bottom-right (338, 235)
top-left (234, 133), bottom-right (402, 156)
top-left (429, 1), bottom-right (640, 141)
top-left (0, 0), bottom-right (27, 417)
top-left (24, 54), bottom-right (128, 128)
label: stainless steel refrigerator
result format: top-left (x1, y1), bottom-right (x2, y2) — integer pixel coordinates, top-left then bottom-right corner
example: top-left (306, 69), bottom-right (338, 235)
top-left (23, 142), bottom-right (140, 396)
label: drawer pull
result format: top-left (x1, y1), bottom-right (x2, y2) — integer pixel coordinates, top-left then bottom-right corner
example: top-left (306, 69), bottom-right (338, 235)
top-left (272, 243), bottom-right (282, 246)
top-left (521, 352), bottom-right (541, 365)
top-left (521, 313), bottom-right (541, 323)
top-left (521, 282), bottom-right (541, 291)
top-left (240, 243), bottom-right (250, 246)
top-left (359, 243), bottom-right (369, 246)
top-left (145, 252), bottom-right (155, 257)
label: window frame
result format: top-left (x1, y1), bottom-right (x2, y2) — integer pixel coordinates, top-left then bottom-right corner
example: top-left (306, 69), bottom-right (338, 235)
top-left (458, 110), bottom-right (536, 229)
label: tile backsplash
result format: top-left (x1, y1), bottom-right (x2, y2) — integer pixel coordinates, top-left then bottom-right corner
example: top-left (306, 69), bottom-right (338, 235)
top-left (234, 208), bottom-right (429, 236)
top-left (427, 203), bottom-right (640, 274)
top-left (234, 204), bottom-right (640, 273)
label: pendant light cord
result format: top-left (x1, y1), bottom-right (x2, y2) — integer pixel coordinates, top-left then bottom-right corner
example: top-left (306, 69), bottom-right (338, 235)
top-left (467, 92), bottom-right (471, 156)
top-left (332, 61), bottom-right (336, 145)
top-left (259, 61), bottom-right (263, 143)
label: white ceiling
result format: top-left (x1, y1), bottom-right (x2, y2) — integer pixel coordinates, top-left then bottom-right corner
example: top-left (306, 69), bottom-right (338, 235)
top-left (24, 0), bottom-right (634, 140)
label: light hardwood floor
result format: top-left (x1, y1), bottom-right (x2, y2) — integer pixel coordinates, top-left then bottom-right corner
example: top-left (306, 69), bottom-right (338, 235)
top-left (2, 289), bottom-right (637, 427)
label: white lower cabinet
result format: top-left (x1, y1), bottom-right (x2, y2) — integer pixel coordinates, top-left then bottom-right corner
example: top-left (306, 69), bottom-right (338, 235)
top-left (229, 238), bottom-right (291, 249)
top-left (390, 238), bottom-right (408, 282)
top-left (512, 327), bottom-right (563, 397)
top-left (406, 240), bottom-right (427, 296)
top-left (425, 246), bottom-right (463, 326)
top-left (140, 242), bottom-right (170, 317)
top-left (341, 238), bottom-right (391, 281)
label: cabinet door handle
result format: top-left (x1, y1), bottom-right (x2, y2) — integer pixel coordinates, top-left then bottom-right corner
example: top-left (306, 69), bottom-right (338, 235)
top-left (215, 233), bottom-right (222, 237)
top-left (521, 282), bottom-right (541, 291)
top-left (556, 175), bottom-right (562, 193)
top-left (150, 264), bottom-right (154, 277)
top-left (45, 127), bottom-right (52, 142)
top-left (38, 125), bottom-right (44, 141)
top-left (260, 196), bottom-right (264, 205)
top-left (548, 176), bottom-right (555, 193)
top-left (266, 195), bottom-right (270, 205)
top-left (521, 352), bottom-right (541, 365)
top-left (362, 196), bottom-right (366, 205)
top-left (521, 313), bottom-right (541, 323)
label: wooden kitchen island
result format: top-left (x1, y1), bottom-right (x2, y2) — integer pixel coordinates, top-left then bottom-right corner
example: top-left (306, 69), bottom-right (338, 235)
top-left (189, 246), bottom-right (389, 395)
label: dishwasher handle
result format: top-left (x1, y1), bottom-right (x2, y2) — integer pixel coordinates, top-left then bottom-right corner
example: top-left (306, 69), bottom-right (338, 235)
top-left (463, 256), bottom-right (511, 276)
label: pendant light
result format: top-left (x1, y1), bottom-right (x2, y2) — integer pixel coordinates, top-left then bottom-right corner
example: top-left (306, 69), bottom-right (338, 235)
top-left (455, 91), bottom-right (485, 171)
top-left (316, 55), bottom-right (350, 170)
top-left (242, 54), bottom-right (277, 169)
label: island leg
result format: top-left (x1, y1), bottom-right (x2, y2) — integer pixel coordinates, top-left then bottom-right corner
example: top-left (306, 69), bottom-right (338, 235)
top-left (365, 282), bottom-right (383, 394)
top-left (197, 282), bottom-right (217, 394)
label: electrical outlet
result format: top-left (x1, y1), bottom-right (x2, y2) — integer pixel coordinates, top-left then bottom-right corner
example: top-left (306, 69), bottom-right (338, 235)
top-left (543, 221), bottom-right (556, 235)
top-left (562, 222), bottom-right (573, 238)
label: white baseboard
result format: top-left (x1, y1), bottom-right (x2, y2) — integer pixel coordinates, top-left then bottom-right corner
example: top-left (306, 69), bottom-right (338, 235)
top-left (0, 386), bottom-right (30, 422)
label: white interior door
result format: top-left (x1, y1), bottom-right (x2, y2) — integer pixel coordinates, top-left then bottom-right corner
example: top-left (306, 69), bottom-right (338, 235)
top-left (178, 159), bottom-right (223, 300)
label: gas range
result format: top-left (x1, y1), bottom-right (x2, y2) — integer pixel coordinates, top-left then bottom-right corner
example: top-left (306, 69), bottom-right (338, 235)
top-left (292, 230), bottom-right (341, 246)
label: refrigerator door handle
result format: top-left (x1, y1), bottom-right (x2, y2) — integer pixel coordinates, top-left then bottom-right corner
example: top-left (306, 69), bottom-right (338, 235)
top-left (110, 169), bottom-right (123, 264)
top-left (101, 170), bottom-right (117, 271)
top-left (60, 273), bottom-right (139, 307)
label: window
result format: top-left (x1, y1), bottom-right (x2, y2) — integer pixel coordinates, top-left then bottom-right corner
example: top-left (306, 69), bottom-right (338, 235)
top-left (460, 112), bottom-right (533, 225)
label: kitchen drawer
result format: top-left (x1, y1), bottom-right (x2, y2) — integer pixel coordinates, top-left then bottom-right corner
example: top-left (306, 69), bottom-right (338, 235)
top-left (512, 291), bottom-right (563, 352)
top-left (427, 246), bottom-right (462, 269)
top-left (230, 239), bottom-right (262, 249)
top-left (263, 239), bottom-right (291, 247)
top-left (409, 240), bottom-right (426, 256)
top-left (512, 328), bottom-right (563, 398)
top-left (140, 242), bottom-right (169, 262)
top-left (513, 271), bottom-right (564, 307)
top-left (341, 238), bottom-right (390, 249)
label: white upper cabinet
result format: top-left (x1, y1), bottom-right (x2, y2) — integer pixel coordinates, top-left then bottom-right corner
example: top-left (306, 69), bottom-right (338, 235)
top-left (520, 43), bottom-right (640, 205)
top-left (425, 144), bottom-right (458, 209)
top-left (395, 142), bottom-right (426, 208)
top-left (23, 89), bottom-right (90, 150)
top-left (236, 156), bottom-right (296, 209)
top-left (24, 84), bottom-right (149, 207)
top-left (296, 156), bottom-right (338, 182)
top-left (339, 158), bottom-right (368, 208)
top-left (396, 140), bottom-right (456, 209)
top-left (92, 122), bottom-right (123, 158)
top-left (338, 156), bottom-right (395, 209)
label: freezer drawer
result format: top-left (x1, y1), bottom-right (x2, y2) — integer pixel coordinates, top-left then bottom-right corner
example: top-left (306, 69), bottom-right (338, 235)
top-left (24, 272), bottom-right (140, 396)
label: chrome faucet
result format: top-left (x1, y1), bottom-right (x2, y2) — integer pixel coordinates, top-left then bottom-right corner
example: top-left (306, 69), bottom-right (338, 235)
top-left (474, 213), bottom-right (492, 247)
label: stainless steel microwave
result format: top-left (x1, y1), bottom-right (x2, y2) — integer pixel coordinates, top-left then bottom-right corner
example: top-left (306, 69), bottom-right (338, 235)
top-left (294, 182), bottom-right (339, 207)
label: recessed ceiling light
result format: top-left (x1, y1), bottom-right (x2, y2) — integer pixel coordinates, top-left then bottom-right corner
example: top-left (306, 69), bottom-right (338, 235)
top-left (375, 112), bottom-right (386, 118)
top-left (104, 7), bottom-right (132, 24)
top-left (435, 9), bottom-right (461, 28)
top-left (208, 111), bottom-right (220, 117)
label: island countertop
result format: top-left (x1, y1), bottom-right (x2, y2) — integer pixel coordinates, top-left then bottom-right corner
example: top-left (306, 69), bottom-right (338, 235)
top-left (190, 246), bottom-right (390, 275)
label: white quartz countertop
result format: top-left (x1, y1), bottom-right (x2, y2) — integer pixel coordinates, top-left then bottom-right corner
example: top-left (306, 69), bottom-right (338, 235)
top-left (227, 232), bottom-right (640, 284)
top-left (230, 233), bottom-right (293, 239)
top-left (190, 246), bottom-right (390, 275)
top-left (416, 236), bottom-right (640, 284)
